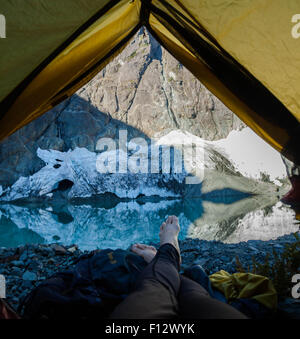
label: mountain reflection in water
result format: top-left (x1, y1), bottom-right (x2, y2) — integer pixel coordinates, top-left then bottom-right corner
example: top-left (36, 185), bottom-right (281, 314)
top-left (0, 192), bottom-right (298, 250)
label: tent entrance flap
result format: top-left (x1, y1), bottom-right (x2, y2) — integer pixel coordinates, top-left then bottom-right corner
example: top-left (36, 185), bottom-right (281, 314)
top-left (0, 0), bottom-right (299, 166)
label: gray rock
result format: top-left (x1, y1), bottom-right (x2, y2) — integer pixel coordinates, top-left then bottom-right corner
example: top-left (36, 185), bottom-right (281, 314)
top-left (19, 252), bottom-right (28, 261)
top-left (22, 280), bottom-right (33, 289)
top-left (41, 248), bottom-right (52, 257)
top-left (27, 261), bottom-right (40, 271)
top-left (67, 246), bottom-right (78, 253)
top-left (248, 246), bottom-right (259, 253)
top-left (47, 258), bottom-right (55, 265)
top-left (273, 244), bottom-right (284, 249)
top-left (193, 258), bottom-right (208, 267)
top-left (10, 260), bottom-right (23, 267)
top-left (11, 267), bottom-right (22, 277)
top-left (22, 271), bottom-right (37, 281)
top-left (51, 244), bottom-right (67, 255)
top-left (221, 256), bottom-right (230, 262)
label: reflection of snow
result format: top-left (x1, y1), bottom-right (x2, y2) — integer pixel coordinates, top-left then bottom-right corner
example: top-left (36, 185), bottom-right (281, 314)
top-left (224, 202), bottom-right (299, 243)
top-left (0, 197), bottom-right (298, 250)
top-left (0, 200), bottom-right (191, 250)
top-left (188, 199), bottom-right (298, 243)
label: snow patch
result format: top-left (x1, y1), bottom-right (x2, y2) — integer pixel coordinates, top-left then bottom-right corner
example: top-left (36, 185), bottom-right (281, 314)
top-left (158, 128), bottom-right (287, 184)
top-left (209, 128), bottom-right (286, 183)
top-left (168, 71), bottom-right (176, 80)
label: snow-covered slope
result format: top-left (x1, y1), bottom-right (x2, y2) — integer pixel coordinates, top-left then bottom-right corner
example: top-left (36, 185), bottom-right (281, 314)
top-left (209, 127), bottom-right (286, 184)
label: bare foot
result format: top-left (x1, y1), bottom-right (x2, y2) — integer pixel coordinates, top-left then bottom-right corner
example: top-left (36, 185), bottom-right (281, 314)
top-left (159, 215), bottom-right (180, 257)
top-left (131, 243), bottom-right (157, 263)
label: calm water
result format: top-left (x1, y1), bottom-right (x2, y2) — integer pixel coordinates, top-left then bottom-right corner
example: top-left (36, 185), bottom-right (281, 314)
top-left (0, 193), bottom-right (298, 250)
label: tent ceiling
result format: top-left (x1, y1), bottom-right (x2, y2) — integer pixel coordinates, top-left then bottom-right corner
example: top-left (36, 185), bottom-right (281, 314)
top-left (0, 0), bottom-right (299, 165)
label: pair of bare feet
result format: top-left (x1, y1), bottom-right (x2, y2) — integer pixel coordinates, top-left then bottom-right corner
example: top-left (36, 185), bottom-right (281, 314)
top-left (131, 215), bottom-right (180, 263)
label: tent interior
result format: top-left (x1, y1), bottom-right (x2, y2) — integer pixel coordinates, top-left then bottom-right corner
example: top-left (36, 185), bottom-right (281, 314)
top-left (1, 1), bottom-right (300, 319)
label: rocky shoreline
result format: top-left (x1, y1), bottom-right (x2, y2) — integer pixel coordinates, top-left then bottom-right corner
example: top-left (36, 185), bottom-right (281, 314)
top-left (0, 232), bottom-right (299, 318)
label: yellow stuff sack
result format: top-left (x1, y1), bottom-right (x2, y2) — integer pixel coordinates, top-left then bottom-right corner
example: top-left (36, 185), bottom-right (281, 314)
top-left (209, 270), bottom-right (277, 311)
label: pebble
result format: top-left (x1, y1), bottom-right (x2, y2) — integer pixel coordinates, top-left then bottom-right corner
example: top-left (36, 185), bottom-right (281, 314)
top-left (51, 244), bottom-right (67, 255)
top-left (10, 260), bottom-right (23, 267)
top-left (248, 246), bottom-right (259, 252)
top-left (22, 280), bottom-right (33, 289)
top-left (11, 267), bottom-right (22, 277)
top-left (273, 244), bottom-right (284, 249)
top-left (22, 271), bottom-right (37, 281)
top-left (193, 258), bottom-right (208, 266)
top-left (68, 246), bottom-right (77, 253)
top-left (19, 253), bottom-right (27, 262)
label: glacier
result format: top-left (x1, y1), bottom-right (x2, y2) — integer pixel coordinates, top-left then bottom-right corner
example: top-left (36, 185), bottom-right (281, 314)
top-left (0, 128), bottom-right (287, 202)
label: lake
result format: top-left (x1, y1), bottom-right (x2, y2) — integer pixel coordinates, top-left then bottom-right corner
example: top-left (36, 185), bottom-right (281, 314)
top-left (0, 192), bottom-right (298, 250)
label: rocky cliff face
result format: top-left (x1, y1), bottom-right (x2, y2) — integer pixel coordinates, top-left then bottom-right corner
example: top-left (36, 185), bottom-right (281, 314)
top-left (0, 28), bottom-right (244, 188)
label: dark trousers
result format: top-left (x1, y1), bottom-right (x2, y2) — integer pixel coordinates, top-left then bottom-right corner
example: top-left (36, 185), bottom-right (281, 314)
top-left (111, 244), bottom-right (247, 319)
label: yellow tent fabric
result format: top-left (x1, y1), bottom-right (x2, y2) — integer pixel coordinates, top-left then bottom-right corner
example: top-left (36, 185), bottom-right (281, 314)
top-left (0, 0), bottom-right (299, 166)
top-left (209, 270), bottom-right (278, 310)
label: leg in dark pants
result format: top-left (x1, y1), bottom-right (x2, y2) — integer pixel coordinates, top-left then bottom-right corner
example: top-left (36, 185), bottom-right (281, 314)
top-left (111, 244), bottom-right (181, 319)
top-left (178, 276), bottom-right (248, 319)
top-left (111, 214), bottom-right (247, 319)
